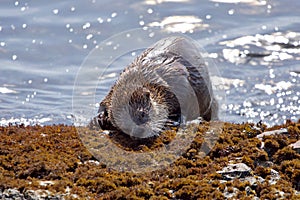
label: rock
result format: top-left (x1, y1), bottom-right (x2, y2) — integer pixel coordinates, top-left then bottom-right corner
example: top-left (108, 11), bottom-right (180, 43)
top-left (244, 176), bottom-right (264, 187)
top-left (223, 187), bottom-right (239, 198)
top-left (269, 169), bottom-right (280, 185)
top-left (217, 163), bottom-right (252, 180)
top-left (2, 188), bottom-right (23, 200)
top-left (289, 140), bottom-right (300, 153)
top-left (24, 189), bottom-right (63, 200)
top-left (0, 188), bottom-right (66, 200)
top-left (256, 128), bottom-right (288, 140)
top-left (38, 180), bottom-right (55, 187)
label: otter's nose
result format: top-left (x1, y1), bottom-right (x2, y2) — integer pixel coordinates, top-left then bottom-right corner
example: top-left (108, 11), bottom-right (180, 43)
top-left (135, 108), bottom-right (149, 124)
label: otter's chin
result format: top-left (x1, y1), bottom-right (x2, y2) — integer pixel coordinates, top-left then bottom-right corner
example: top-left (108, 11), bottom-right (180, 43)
top-left (129, 125), bottom-right (156, 139)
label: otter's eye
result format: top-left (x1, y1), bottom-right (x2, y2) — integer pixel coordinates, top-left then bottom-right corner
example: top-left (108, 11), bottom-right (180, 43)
top-left (143, 91), bottom-right (150, 98)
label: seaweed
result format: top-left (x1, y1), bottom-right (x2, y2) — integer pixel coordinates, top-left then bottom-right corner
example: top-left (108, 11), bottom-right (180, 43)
top-left (0, 120), bottom-right (299, 199)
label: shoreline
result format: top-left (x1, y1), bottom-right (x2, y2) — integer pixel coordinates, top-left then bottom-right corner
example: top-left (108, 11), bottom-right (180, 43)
top-left (0, 120), bottom-right (299, 199)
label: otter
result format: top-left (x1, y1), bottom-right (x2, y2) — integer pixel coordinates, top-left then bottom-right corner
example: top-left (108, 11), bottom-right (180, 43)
top-left (90, 36), bottom-right (218, 138)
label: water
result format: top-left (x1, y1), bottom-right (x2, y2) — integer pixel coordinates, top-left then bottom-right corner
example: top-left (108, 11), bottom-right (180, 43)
top-left (0, 0), bottom-right (299, 126)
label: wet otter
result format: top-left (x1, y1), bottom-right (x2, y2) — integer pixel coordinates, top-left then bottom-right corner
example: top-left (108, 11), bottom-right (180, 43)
top-left (90, 36), bottom-right (218, 138)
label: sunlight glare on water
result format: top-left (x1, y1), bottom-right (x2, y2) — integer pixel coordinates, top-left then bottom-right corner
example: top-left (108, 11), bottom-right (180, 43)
top-left (0, 0), bottom-right (299, 126)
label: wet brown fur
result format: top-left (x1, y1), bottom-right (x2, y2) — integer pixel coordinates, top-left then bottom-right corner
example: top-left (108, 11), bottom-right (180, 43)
top-left (94, 37), bottom-right (218, 133)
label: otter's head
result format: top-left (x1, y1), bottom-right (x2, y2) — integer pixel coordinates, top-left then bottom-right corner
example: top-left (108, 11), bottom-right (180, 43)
top-left (109, 84), bottom-right (169, 138)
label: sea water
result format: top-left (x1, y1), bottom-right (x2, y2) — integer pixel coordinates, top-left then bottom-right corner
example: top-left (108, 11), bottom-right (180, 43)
top-left (0, 0), bottom-right (299, 127)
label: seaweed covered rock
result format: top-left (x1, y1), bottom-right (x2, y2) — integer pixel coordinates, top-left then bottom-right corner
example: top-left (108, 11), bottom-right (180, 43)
top-left (0, 120), bottom-right (299, 199)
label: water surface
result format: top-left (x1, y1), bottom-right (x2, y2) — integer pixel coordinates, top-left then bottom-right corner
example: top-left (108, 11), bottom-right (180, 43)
top-left (0, 0), bottom-right (299, 126)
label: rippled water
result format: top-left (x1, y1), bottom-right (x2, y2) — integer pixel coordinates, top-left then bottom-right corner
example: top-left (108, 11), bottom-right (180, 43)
top-left (0, 0), bottom-right (299, 126)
